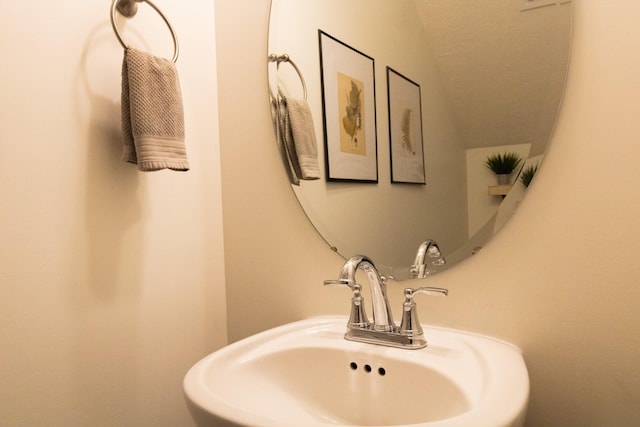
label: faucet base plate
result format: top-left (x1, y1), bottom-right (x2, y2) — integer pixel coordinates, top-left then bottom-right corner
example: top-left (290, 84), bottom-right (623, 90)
top-left (345, 328), bottom-right (427, 350)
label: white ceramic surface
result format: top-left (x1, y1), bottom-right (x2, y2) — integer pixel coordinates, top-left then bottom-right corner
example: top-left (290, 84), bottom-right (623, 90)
top-left (184, 316), bottom-right (529, 427)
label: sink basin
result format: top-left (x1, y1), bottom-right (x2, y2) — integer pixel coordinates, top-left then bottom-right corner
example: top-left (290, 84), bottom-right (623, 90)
top-left (183, 316), bottom-right (529, 427)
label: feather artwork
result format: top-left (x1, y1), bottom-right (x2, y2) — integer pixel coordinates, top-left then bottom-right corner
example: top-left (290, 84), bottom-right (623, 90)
top-left (401, 108), bottom-right (415, 155)
top-left (342, 80), bottom-right (362, 147)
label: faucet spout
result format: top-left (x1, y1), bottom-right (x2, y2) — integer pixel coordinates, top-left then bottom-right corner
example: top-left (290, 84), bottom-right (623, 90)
top-left (411, 239), bottom-right (446, 279)
top-left (336, 256), bottom-right (394, 332)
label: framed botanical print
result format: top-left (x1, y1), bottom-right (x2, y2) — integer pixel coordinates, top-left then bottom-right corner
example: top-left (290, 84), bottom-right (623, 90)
top-left (319, 30), bottom-right (378, 182)
top-left (387, 67), bottom-right (426, 184)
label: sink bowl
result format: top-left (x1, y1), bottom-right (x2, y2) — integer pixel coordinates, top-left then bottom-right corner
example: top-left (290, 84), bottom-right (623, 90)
top-left (183, 316), bottom-right (529, 427)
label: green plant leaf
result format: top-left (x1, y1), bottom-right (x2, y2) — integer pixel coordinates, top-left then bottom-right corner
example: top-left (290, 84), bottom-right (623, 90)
top-left (484, 151), bottom-right (523, 174)
top-left (519, 163), bottom-right (538, 187)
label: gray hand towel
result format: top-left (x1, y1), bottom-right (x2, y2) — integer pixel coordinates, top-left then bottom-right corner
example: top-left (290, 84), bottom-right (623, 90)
top-left (283, 97), bottom-right (320, 180)
top-left (271, 98), bottom-right (300, 185)
top-left (121, 47), bottom-right (189, 171)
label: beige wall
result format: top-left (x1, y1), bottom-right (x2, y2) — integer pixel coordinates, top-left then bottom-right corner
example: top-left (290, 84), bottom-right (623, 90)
top-left (218, 1), bottom-right (640, 426)
top-left (0, 1), bottom-right (227, 426)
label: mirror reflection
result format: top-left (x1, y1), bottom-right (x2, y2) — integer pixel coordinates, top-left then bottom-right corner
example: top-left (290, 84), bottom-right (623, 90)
top-left (268, 0), bottom-right (571, 279)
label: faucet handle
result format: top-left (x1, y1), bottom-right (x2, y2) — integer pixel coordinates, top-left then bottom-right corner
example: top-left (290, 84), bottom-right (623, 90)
top-left (405, 287), bottom-right (448, 299)
top-left (323, 278), bottom-right (356, 288)
top-left (323, 280), bottom-right (371, 329)
top-left (399, 287), bottom-right (448, 337)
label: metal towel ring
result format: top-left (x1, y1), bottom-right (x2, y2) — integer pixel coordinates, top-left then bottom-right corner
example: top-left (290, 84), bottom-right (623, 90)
top-left (110, 0), bottom-right (179, 63)
top-left (268, 54), bottom-right (308, 100)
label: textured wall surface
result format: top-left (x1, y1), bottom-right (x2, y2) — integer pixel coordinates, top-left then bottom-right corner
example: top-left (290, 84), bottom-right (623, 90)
top-left (417, 0), bottom-right (571, 155)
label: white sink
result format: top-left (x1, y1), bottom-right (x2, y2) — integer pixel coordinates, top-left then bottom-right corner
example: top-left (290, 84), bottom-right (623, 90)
top-left (183, 316), bottom-right (529, 427)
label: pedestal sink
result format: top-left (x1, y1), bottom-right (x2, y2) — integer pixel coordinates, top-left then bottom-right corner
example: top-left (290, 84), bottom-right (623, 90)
top-left (183, 316), bottom-right (529, 427)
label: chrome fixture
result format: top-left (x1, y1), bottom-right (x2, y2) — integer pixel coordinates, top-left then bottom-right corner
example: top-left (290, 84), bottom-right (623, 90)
top-left (267, 54), bottom-right (308, 100)
top-left (398, 287), bottom-right (448, 341)
top-left (324, 255), bottom-right (394, 332)
top-left (110, 0), bottom-right (180, 63)
top-left (410, 239), bottom-right (446, 279)
top-left (325, 256), bottom-right (448, 349)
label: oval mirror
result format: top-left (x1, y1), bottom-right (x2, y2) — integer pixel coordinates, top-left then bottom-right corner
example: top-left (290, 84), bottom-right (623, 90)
top-left (268, 0), bottom-right (571, 280)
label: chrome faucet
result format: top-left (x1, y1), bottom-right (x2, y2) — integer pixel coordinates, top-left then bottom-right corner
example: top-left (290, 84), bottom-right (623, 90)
top-left (323, 255), bottom-right (394, 332)
top-left (410, 239), bottom-right (446, 279)
top-left (325, 255), bottom-right (448, 349)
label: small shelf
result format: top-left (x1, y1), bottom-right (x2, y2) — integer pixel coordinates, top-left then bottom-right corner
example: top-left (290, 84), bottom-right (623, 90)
top-left (488, 184), bottom-right (512, 196)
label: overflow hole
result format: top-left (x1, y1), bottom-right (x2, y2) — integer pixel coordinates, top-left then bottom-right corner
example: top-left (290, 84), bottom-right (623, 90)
top-left (349, 362), bottom-right (358, 370)
top-left (378, 367), bottom-right (386, 376)
top-left (364, 364), bottom-right (372, 373)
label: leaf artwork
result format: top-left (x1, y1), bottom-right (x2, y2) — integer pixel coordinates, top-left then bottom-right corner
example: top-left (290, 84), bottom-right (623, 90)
top-left (342, 80), bottom-right (362, 147)
top-left (401, 108), bottom-right (415, 155)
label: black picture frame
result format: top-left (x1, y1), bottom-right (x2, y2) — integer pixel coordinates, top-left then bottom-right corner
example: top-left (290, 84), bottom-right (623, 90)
top-left (319, 30), bottom-right (378, 183)
top-left (387, 67), bottom-right (426, 184)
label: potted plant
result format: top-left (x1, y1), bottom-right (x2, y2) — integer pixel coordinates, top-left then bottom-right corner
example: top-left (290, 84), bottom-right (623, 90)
top-left (519, 163), bottom-right (538, 188)
top-left (484, 152), bottom-right (523, 185)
